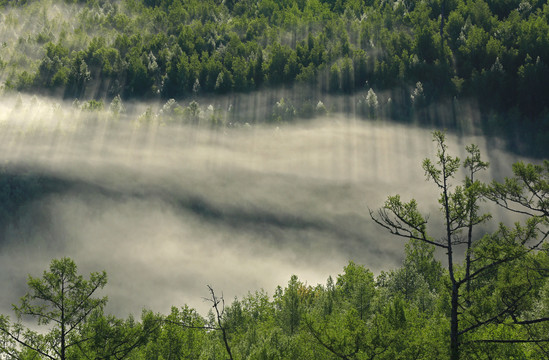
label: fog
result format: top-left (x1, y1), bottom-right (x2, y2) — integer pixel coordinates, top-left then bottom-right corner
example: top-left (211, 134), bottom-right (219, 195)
top-left (0, 94), bottom-right (528, 318)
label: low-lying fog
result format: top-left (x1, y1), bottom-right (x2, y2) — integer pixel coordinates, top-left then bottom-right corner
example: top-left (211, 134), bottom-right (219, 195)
top-left (0, 95), bottom-right (528, 318)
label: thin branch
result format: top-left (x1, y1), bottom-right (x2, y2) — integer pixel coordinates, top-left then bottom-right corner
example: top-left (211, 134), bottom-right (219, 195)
top-left (16, 310), bottom-right (59, 325)
top-left (369, 209), bottom-right (448, 249)
top-left (207, 285), bottom-right (233, 360)
top-left (459, 284), bottom-right (534, 336)
top-left (0, 328), bottom-right (56, 360)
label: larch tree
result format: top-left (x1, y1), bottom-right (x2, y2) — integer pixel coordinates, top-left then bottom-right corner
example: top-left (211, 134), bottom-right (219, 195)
top-left (0, 257), bottom-right (107, 360)
top-left (370, 131), bottom-right (549, 359)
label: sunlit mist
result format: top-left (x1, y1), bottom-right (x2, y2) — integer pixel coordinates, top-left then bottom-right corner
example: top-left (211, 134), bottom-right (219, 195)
top-left (0, 94), bottom-right (527, 317)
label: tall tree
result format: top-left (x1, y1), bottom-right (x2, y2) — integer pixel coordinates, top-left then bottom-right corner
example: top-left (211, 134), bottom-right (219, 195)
top-left (0, 258), bottom-right (107, 360)
top-left (370, 131), bottom-right (549, 359)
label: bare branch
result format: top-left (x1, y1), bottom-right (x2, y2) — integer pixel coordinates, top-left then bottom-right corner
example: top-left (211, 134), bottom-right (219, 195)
top-left (206, 285), bottom-right (233, 360)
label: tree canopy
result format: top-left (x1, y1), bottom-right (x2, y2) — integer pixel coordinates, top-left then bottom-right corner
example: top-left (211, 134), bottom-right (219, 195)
top-left (1, 0), bottom-right (548, 124)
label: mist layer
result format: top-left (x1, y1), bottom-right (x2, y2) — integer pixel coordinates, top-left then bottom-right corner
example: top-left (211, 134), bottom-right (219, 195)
top-left (0, 95), bottom-right (525, 316)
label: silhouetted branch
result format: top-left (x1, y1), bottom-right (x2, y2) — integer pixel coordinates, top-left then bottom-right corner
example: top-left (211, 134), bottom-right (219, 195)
top-left (205, 285), bottom-right (233, 360)
top-left (369, 208), bottom-right (447, 249)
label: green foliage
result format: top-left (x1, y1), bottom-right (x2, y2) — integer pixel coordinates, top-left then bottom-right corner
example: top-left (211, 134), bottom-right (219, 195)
top-left (1, 0), bottom-right (548, 126)
top-left (372, 131), bottom-right (549, 359)
top-left (81, 99), bottom-right (104, 112)
top-left (489, 160), bottom-right (549, 218)
top-left (74, 310), bottom-right (159, 359)
top-left (1, 190), bottom-right (548, 360)
top-left (1, 0), bottom-right (549, 357)
top-left (0, 258), bottom-right (108, 359)
top-left (142, 306), bottom-right (205, 359)
top-left (109, 94), bottom-right (126, 119)
top-left (270, 97), bottom-right (295, 123)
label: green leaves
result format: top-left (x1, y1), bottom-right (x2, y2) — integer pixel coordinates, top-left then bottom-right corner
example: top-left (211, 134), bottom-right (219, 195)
top-left (373, 130), bottom-right (549, 358)
top-left (385, 196), bottom-right (428, 235)
top-left (423, 130), bottom-right (461, 189)
top-left (303, 262), bottom-right (394, 360)
top-left (1, 0), bottom-right (548, 125)
top-left (1, 257), bottom-right (108, 360)
top-left (490, 160), bottom-right (549, 218)
top-left (370, 194), bottom-right (439, 250)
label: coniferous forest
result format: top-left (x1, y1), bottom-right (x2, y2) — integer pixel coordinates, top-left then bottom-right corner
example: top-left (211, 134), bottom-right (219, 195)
top-left (0, 0), bottom-right (548, 153)
top-left (0, 0), bottom-right (549, 359)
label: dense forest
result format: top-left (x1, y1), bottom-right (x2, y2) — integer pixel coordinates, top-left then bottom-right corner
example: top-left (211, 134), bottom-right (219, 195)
top-left (0, 0), bottom-right (548, 154)
top-left (1, 0), bottom-right (549, 359)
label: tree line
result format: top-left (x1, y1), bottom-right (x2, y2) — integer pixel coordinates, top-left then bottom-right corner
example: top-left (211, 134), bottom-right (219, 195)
top-left (1, 0), bottom-right (549, 120)
top-left (1, 132), bottom-right (548, 359)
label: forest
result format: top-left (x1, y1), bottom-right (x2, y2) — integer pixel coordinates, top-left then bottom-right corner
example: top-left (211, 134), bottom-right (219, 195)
top-left (0, 0), bottom-right (548, 154)
top-left (0, 0), bottom-right (549, 359)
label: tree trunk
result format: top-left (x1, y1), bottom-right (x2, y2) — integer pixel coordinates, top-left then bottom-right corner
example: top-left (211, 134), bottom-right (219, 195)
top-left (442, 143), bottom-right (459, 360)
top-left (450, 282), bottom-right (459, 360)
top-left (61, 279), bottom-right (66, 360)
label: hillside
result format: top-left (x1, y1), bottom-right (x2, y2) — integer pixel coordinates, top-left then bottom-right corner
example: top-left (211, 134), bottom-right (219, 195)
top-left (0, 0), bottom-right (548, 154)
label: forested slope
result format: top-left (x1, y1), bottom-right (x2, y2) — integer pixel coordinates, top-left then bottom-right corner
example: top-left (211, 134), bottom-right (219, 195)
top-left (1, 0), bottom-right (548, 128)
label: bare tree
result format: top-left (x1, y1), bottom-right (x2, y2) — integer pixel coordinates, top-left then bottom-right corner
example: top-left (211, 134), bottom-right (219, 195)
top-left (164, 286), bottom-right (234, 360)
top-left (205, 285), bottom-right (233, 360)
